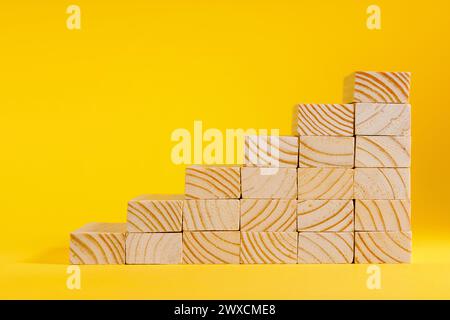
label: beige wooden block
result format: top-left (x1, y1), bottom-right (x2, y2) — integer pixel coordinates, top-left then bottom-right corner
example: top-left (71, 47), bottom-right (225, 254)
top-left (344, 71), bottom-right (411, 103)
top-left (355, 136), bottom-right (411, 168)
top-left (355, 231), bottom-right (412, 264)
top-left (126, 233), bottom-right (182, 264)
top-left (354, 168), bottom-right (410, 200)
top-left (297, 104), bottom-right (354, 136)
top-left (240, 199), bottom-right (296, 231)
top-left (298, 232), bottom-right (354, 264)
top-left (355, 103), bottom-right (411, 136)
top-left (299, 136), bottom-right (355, 167)
top-left (182, 231), bottom-right (240, 264)
top-left (127, 194), bottom-right (183, 233)
top-left (298, 168), bottom-right (354, 200)
top-left (185, 166), bottom-right (241, 199)
top-left (244, 135), bottom-right (298, 167)
top-left (183, 200), bottom-right (240, 231)
top-left (70, 223), bottom-right (126, 265)
top-left (240, 232), bottom-right (298, 264)
top-left (355, 200), bottom-right (411, 231)
top-left (241, 167), bottom-right (297, 199)
top-left (297, 200), bottom-right (354, 232)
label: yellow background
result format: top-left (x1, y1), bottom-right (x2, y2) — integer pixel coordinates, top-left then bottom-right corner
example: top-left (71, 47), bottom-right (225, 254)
top-left (1, 0), bottom-right (450, 299)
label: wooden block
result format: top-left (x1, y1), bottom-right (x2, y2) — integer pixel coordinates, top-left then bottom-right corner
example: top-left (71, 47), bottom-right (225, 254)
top-left (182, 231), bottom-right (240, 264)
top-left (127, 194), bottom-right (183, 232)
top-left (355, 103), bottom-right (411, 136)
top-left (355, 231), bottom-right (412, 264)
top-left (183, 200), bottom-right (240, 231)
top-left (185, 166), bottom-right (241, 199)
top-left (354, 168), bottom-right (410, 200)
top-left (244, 135), bottom-right (298, 167)
top-left (70, 223), bottom-right (126, 265)
top-left (298, 168), bottom-right (354, 200)
top-left (126, 233), bottom-right (182, 264)
top-left (298, 232), bottom-right (354, 264)
top-left (297, 104), bottom-right (354, 136)
top-left (240, 199), bottom-right (296, 231)
top-left (297, 200), bottom-right (354, 232)
top-left (299, 136), bottom-right (355, 167)
top-left (241, 167), bottom-right (297, 199)
top-left (355, 200), bottom-right (411, 231)
top-left (344, 71), bottom-right (411, 103)
top-left (355, 136), bottom-right (411, 168)
top-left (240, 232), bottom-right (298, 264)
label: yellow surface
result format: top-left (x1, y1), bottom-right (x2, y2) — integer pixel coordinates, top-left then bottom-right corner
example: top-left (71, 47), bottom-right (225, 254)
top-left (1, 0), bottom-right (450, 299)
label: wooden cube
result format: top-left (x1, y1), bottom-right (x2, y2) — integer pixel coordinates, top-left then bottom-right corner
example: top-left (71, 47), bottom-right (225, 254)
top-left (182, 231), bottom-right (240, 264)
top-left (183, 200), bottom-right (240, 231)
top-left (127, 194), bottom-right (183, 233)
top-left (355, 200), bottom-right (411, 231)
top-left (354, 168), bottom-right (410, 200)
top-left (126, 233), bottom-right (182, 264)
top-left (299, 136), bottom-right (355, 167)
top-left (70, 223), bottom-right (126, 265)
top-left (298, 232), bottom-right (354, 264)
top-left (240, 199), bottom-right (296, 231)
top-left (297, 104), bottom-right (354, 136)
top-left (355, 103), bottom-right (411, 136)
top-left (355, 231), bottom-right (412, 264)
top-left (185, 166), bottom-right (241, 199)
top-left (244, 135), bottom-right (298, 167)
top-left (355, 136), bottom-right (411, 168)
top-left (240, 232), bottom-right (297, 264)
top-left (297, 200), bottom-right (354, 232)
top-left (241, 167), bottom-right (297, 199)
top-left (298, 168), bottom-right (354, 200)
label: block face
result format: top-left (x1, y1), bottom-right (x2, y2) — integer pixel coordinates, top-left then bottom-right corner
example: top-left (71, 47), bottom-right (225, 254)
top-left (355, 200), bottom-right (411, 231)
top-left (297, 200), bottom-right (354, 232)
top-left (244, 135), bottom-right (298, 167)
top-left (354, 168), bottom-right (410, 200)
top-left (240, 199), bottom-right (296, 232)
top-left (183, 200), bottom-right (240, 231)
top-left (185, 166), bottom-right (241, 199)
top-left (240, 232), bottom-right (298, 264)
top-left (241, 167), bottom-right (297, 199)
top-left (355, 231), bottom-right (412, 264)
top-left (355, 136), bottom-right (411, 168)
top-left (298, 168), bottom-right (354, 200)
top-left (126, 233), bottom-right (182, 264)
top-left (355, 103), bottom-right (411, 136)
top-left (299, 136), bottom-right (355, 167)
top-left (297, 104), bottom-right (354, 136)
top-left (298, 232), bottom-right (354, 264)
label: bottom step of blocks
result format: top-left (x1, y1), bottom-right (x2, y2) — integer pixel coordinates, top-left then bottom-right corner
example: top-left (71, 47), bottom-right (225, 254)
top-left (298, 232), bottom-right (354, 264)
top-left (126, 233), bottom-right (182, 264)
top-left (240, 232), bottom-right (298, 264)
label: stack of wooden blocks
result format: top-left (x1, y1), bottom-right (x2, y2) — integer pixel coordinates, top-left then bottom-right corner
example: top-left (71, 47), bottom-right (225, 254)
top-left (70, 71), bottom-right (412, 265)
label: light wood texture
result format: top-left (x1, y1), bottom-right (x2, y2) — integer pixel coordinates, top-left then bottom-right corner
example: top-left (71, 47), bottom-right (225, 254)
top-left (183, 200), bottom-right (240, 231)
top-left (355, 231), bottom-right (412, 264)
top-left (241, 167), bottom-right (297, 199)
top-left (355, 103), bottom-right (411, 136)
top-left (297, 104), bottom-right (354, 136)
top-left (240, 232), bottom-right (298, 264)
top-left (126, 233), bottom-right (182, 264)
top-left (297, 200), bottom-right (354, 232)
top-left (355, 200), bottom-right (411, 231)
top-left (355, 136), bottom-right (411, 168)
top-left (299, 136), bottom-right (355, 167)
top-left (298, 232), bottom-right (354, 264)
top-left (354, 168), bottom-right (410, 200)
top-left (182, 231), bottom-right (240, 264)
top-left (70, 223), bottom-right (126, 265)
top-left (244, 135), bottom-right (298, 167)
top-left (240, 199), bottom-right (296, 231)
top-left (185, 166), bottom-right (241, 199)
top-left (298, 168), bottom-right (354, 200)
top-left (127, 194), bottom-right (183, 232)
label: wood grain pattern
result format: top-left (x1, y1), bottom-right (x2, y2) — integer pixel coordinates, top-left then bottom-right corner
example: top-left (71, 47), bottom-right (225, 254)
top-left (185, 166), bottom-right (241, 199)
top-left (240, 232), bottom-right (298, 264)
top-left (126, 233), bottom-right (182, 264)
top-left (355, 103), bottom-right (411, 136)
top-left (240, 199), bottom-right (296, 232)
top-left (298, 168), bottom-right (354, 200)
top-left (355, 200), bottom-right (411, 231)
top-left (355, 136), bottom-right (411, 168)
top-left (354, 168), bottom-right (410, 200)
top-left (299, 136), bottom-right (355, 167)
top-left (298, 232), bottom-right (354, 264)
top-left (183, 200), bottom-right (240, 231)
top-left (244, 135), bottom-right (298, 167)
top-left (241, 167), bottom-right (297, 199)
top-left (297, 200), bottom-right (354, 232)
top-left (297, 104), bottom-right (354, 136)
